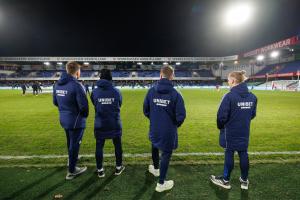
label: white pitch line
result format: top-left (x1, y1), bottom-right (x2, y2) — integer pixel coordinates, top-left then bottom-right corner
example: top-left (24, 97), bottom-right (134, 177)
top-left (0, 151), bottom-right (300, 160)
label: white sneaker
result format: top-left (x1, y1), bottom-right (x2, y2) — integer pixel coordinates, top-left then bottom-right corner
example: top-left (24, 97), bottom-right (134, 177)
top-left (155, 180), bottom-right (174, 192)
top-left (148, 165), bottom-right (160, 177)
top-left (66, 166), bottom-right (87, 180)
top-left (97, 169), bottom-right (105, 178)
top-left (239, 177), bottom-right (249, 190)
top-left (210, 175), bottom-right (231, 189)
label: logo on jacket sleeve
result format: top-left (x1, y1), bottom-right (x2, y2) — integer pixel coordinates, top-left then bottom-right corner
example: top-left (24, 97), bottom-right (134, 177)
top-left (153, 98), bottom-right (170, 107)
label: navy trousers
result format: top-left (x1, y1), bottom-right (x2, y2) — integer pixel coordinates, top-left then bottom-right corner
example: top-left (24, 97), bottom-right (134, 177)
top-left (64, 128), bottom-right (84, 173)
top-left (223, 149), bottom-right (249, 181)
top-left (151, 145), bottom-right (173, 184)
top-left (95, 136), bottom-right (123, 170)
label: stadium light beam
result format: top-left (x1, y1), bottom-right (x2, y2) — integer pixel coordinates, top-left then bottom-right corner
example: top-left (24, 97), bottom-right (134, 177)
top-left (137, 62), bottom-right (142, 65)
top-left (270, 51), bottom-right (279, 58)
top-left (163, 62), bottom-right (168, 65)
top-left (83, 62), bottom-right (89, 65)
top-left (176, 62), bottom-right (181, 65)
top-left (257, 55), bottom-right (264, 61)
top-left (224, 3), bottom-right (253, 27)
top-left (57, 62), bottom-right (63, 65)
top-left (44, 62), bottom-right (50, 66)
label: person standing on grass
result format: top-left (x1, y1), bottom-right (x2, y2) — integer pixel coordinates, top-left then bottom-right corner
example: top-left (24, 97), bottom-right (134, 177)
top-left (38, 82), bottom-right (43, 93)
top-left (32, 82), bottom-right (38, 96)
top-left (210, 70), bottom-right (257, 190)
top-left (53, 61), bottom-right (89, 180)
top-left (21, 82), bottom-right (26, 95)
top-left (90, 69), bottom-right (124, 178)
top-left (143, 65), bottom-right (186, 192)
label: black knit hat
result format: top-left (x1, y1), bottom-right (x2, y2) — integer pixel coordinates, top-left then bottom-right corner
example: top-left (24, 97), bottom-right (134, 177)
top-left (100, 69), bottom-right (112, 81)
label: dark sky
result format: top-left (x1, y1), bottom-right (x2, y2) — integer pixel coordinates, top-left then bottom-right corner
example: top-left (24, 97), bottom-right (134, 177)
top-left (0, 0), bottom-right (299, 57)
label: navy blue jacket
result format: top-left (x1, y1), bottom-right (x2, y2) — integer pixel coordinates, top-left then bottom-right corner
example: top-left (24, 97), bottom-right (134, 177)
top-left (21, 84), bottom-right (26, 90)
top-left (53, 73), bottom-right (89, 129)
top-left (143, 78), bottom-right (186, 151)
top-left (91, 80), bottom-right (122, 139)
top-left (217, 82), bottom-right (257, 151)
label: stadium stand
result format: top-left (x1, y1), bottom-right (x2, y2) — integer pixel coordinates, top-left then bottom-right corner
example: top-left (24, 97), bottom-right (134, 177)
top-left (254, 61), bottom-right (300, 76)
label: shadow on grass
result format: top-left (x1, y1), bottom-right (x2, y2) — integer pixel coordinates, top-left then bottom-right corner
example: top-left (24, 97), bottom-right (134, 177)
top-left (64, 174), bottom-right (97, 200)
top-left (209, 181), bottom-right (229, 200)
top-left (150, 190), bottom-right (171, 200)
top-left (2, 167), bottom-right (64, 200)
top-left (33, 179), bottom-right (66, 199)
top-left (132, 171), bottom-right (156, 200)
top-left (83, 173), bottom-right (117, 199)
top-left (241, 190), bottom-right (249, 200)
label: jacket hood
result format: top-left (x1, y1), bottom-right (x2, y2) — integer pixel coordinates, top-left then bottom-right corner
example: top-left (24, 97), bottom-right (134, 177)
top-left (57, 73), bottom-right (76, 85)
top-left (230, 82), bottom-right (249, 98)
top-left (155, 78), bottom-right (174, 94)
top-left (97, 79), bottom-right (113, 90)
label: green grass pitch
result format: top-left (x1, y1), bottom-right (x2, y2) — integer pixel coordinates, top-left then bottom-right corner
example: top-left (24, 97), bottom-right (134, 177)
top-left (0, 89), bottom-right (299, 156)
top-left (0, 89), bottom-right (300, 199)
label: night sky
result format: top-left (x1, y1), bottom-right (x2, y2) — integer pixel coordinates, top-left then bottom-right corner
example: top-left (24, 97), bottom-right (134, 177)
top-left (0, 0), bottom-right (299, 57)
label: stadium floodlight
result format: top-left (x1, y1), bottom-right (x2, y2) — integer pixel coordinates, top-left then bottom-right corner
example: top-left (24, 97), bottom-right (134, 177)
top-left (224, 3), bottom-right (253, 27)
top-left (163, 62), bottom-right (168, 65)
top-left (270, 51), bottom-right (279, 58)
top-left (176, 62), bottom-right (181, 65)
top-left (137, 62), bottom-right (142, 65)
top-left (57, 62), bottom-right (63, 65)
top-left (44, 62), bottom-right (50, 66)
top-left (151, 62), bottom-right (154, 65)
top-left (83, 62), bottom-right (89, 65)
top-left (257, 55), bottom-right (264, 61)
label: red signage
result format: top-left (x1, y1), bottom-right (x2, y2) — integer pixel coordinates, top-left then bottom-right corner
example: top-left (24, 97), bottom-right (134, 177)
top-left (243, 36), bottom-right (299, 57)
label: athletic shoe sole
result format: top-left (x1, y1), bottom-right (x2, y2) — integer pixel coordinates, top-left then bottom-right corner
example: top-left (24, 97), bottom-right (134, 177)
top-left (98, 173), bottom-right (105, 178)
top-left (148, 165), bottom-right (160, 177)
top-left (115, 166), bottom-right (125, 176)
top-left (66, 166), bottom-right (87, 180)
top-left (155, 181), bottom-right (174, 192)
top-left (210, 175), bottom-right (231, 189)
top-left (239, 177), bottom-right (249, 190)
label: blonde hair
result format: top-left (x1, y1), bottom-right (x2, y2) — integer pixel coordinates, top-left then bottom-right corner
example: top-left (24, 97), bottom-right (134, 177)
top-left (160, 65), bottom-right (174, 79)
top-left (66, 61), bottom-right (81, 75)
top-left (228, 70), bottom-right (247, 84)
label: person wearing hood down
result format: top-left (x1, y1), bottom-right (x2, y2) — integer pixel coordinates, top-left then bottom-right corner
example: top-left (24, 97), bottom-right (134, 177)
top-left (210, 70), bottom-right (257, 190)
top-left (143, 65), bottom-right (186, 192)
top-left (53, 61), bottom-right (89, 180)
top-left (90, 69), bottom-right (125, 178)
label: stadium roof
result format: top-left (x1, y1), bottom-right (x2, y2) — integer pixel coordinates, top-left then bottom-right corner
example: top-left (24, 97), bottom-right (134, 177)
top-left (0, 56), bottom-right (238, 62)
top-left (243, 35), bottom-right (300, 58)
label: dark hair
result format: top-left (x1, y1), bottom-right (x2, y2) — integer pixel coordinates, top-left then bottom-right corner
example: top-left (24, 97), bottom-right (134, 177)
top-left (100, 69), bottom-right (112, 81)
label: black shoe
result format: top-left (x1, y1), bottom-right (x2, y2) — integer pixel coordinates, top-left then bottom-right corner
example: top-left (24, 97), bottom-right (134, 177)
top-left (210, 175), bottom-right (231, 189)
top-left (114, 166), bottom-right (125, 176)
top-left (97, 169), bottom-right (105, 178)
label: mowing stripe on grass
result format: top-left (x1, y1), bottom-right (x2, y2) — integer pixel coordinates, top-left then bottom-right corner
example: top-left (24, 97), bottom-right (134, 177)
top-left (1, 151), bottom-right (300, 160)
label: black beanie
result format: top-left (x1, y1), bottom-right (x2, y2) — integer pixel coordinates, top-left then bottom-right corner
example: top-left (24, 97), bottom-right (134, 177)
top-left (100, 69), bottom-right (112, 81)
